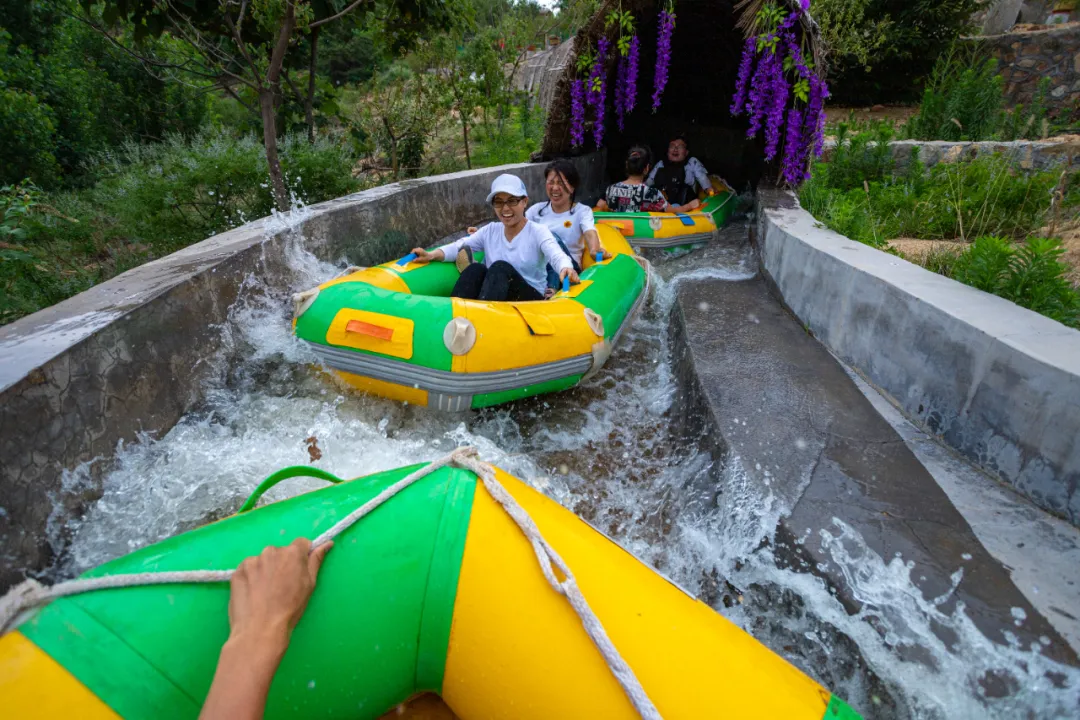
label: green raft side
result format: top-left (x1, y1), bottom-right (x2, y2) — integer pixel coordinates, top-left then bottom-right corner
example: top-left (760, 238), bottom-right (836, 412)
top-left (294, 281), bottom-right (455, 371)
top-left (20, 463), bottom-right (479, 720)
top-left (574, 254), bottom-right (647, 339)
top-left (594, 190), bottom-right (734, 239)
top-left (824, 695), bottom-right (863, 719)
top-left (470, 373), bottom-right (584, 409)
top-left (385, 258), bottom-right (462, 296)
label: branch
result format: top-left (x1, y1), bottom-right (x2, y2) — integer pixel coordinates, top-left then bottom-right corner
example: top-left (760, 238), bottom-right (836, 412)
top-left (223, 6), bottom-right (264, 88)
top-left (283, 68), bottom-right (306, 105)
top-left (310, 0), bottom-right (366, 29)
top-left (220, 81), bottom-right (259, 116)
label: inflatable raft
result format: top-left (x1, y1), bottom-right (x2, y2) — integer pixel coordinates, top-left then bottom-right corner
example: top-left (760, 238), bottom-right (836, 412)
top-left (1, 456), bottom-right (860, 719)
top-left (292, 224), bottom-right (648, 410)
top-left (594, 176), bottom-right (735, 250)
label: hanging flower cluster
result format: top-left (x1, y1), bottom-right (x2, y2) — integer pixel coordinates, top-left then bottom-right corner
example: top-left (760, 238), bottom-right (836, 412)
top-left (731, 1), bottom-right (829, 185)
top-left (587, 36), bottom-right (610, 147)
top-left (610, 7), bottom-right (639, 131)
top-left (652, 3), bottom-right (676, 112)
top-left (570, 78), bottom-right (586, 148)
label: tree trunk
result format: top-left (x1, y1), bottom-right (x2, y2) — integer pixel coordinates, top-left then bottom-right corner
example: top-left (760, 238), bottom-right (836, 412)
top-left (306, 27), bottom-right (320, 144)
top-left (260, 88), bottom-right (290, 211)
top-left (462, 114), bottom-right (472, 170)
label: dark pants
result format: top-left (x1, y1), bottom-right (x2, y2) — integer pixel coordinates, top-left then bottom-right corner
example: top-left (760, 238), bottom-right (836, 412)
top-left (452, 260), bottom-right (543, 302)
top-left (545, 239), bottom-right (582, 290)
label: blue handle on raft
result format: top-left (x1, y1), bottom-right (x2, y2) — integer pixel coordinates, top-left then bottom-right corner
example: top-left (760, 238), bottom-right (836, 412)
top-left (562, 276), bottom-right (570, 293)
top-left (396, 252), bottom-right (418, 266)
top-left (675, 213), bottom-right (695, 226)
top-left (595, 252), bottom-right (604, 263)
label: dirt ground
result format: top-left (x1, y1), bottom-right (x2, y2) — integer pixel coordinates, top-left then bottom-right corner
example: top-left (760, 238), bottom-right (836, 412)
top-left (886, 238), bottom-right (968, 262)
top-left (1047, 220), bottom-right (1080, 286)
top-left (825, 105), bottom-right (918, 126)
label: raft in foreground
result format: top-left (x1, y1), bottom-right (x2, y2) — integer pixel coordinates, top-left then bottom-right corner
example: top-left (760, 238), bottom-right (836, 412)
top-left (292, 224), bottom-right (647, 410)
top-left (1, 459), bottom-right (861, 719)
top-left (594, 176), bottom-right (735, 250)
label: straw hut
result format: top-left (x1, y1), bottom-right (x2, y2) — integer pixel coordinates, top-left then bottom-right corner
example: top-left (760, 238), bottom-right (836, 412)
top-left (538, 0), bottom-right (825, 190)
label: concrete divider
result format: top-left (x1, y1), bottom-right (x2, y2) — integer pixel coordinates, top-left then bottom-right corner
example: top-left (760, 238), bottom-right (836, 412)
top-left (0, 156), bottom-right (605, 589)
top-left (756, 188), bottom-right (1080, 527)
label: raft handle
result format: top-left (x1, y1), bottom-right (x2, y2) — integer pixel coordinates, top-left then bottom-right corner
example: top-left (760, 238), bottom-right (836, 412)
top-left (238, 466), bottom-right (346, 513)
top-left (675, 213), bottom-right (695, 227)
top-left (562, 276), bottom-right (570, 293)
top-left (595, 252), bottom-right (604, 264)
top-left (396, 252), bottom-right (418, 266)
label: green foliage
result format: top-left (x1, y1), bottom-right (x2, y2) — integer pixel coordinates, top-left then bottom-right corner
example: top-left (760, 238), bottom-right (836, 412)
top-left (801, 130), bottom-right (1060, 247)
top-left (470, 103), bottom-right (546, 167)
top-left (824, 0), bottom-right (983, 105)
top-left (904, 48), bottom-right (1051, 142)
top-left (951, 236), bottom-right (1080, 327)
top-left (1, 131), bottom-right (361, 326)
top-left (0, 3), bottom-right (210, 189)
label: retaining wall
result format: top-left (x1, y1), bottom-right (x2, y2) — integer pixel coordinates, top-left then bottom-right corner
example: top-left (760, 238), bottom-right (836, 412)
top-left (756, 188), bottom-right (1080, 527)
top-left (962, 23), bottom-right (1080, 120)
top-left (822, 138), bottom-right (1078, 172)
top-left (0, 156), bottom-right (606, 590)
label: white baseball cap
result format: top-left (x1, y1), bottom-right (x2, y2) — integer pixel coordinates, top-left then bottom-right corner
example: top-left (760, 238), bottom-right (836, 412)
top-left (486, 174), bottom-right (528, 204)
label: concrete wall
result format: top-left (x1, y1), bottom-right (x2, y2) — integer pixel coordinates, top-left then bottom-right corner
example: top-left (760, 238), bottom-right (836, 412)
top-left (963, 24), bottom-right (1080, 120)
top-left (0, 155), bottom-right (606, 590)
top-left (756, 188), bottom-right (1080, 527)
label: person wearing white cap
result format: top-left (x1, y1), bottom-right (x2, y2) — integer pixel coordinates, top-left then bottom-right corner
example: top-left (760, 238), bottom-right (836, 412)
top-left (411, 174), bottom-right (579, 301)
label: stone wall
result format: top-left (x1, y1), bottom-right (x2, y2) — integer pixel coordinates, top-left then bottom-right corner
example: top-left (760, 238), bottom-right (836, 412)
top-left (965, 24), bottom-right (1080, 120)
top-left (0, 155), bottom-right (606, 591)
top-left (821, 137), bottom-right (1079, 172)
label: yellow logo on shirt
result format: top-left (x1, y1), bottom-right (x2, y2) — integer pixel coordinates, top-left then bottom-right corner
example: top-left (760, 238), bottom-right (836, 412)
top-left (563, 220), bottom-right (572, 228)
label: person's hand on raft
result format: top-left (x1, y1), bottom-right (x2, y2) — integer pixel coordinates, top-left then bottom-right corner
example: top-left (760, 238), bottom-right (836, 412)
top-left (199, 538), bottom-right (333, 720)
top-left (410, 247), bottom-right (444, 264)
top-left (560, 267), bottom-right (581, 285)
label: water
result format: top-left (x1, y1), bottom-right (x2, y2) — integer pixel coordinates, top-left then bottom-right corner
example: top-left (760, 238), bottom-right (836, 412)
top-left (46, 210), bottom-right (1080, 719)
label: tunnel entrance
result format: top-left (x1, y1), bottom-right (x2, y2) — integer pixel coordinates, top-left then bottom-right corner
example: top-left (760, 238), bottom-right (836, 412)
top-left (541, 0), bottom-right (773, 191)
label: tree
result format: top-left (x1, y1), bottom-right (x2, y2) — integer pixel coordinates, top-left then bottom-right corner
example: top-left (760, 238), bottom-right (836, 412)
top-left (79, 0), bottom-right (454, 210)
top-left (360, 63), bottom-right (439, 178)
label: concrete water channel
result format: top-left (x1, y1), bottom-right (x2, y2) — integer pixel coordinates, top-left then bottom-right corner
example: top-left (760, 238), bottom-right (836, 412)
top-left (2, 159), bottom-right (1080, 718)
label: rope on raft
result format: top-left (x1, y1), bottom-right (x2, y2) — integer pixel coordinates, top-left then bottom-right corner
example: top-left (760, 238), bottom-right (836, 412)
top-left (0, 446), bottom-right (663, 720)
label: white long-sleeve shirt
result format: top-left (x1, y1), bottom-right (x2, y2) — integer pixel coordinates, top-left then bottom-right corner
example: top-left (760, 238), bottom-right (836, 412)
top-left (646, 157), bottom-right (711, 191)
top-left (525, 202), bottom-right (596, 264)
top-left (436, 220), bottom-right (572, 295)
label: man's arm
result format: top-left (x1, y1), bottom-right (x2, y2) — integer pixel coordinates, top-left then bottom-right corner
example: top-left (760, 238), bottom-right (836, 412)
top-left (200, 538), bottom-right (333, 720)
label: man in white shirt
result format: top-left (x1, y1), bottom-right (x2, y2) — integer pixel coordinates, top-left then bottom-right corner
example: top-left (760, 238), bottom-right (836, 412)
top-left (646, 135), bottom-right (713, 206)
top-left (411, 174), bottom-right (578, 301)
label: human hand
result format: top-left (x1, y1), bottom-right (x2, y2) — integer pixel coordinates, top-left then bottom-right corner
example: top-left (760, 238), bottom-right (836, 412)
top-left (467, 226), bottom-right (478, 235)
top-left (227, 538), bottom-right (333, 655)
top-left (411, 247), bottom-right (441, 264)
top-left (599, 247), bottom-right (613, 260)
top-left (559, 267), bottom-right (580, 285)
top-left (687, 199), bottom-right (701, 210)
top-left (595, 199), bottom-right (609, 211)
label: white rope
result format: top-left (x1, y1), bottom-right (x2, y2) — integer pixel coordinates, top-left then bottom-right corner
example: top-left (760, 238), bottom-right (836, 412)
top-left (0, 446), bottom-right (662, 719)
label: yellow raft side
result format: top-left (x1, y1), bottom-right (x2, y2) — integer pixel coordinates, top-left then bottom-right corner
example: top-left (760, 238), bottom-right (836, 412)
top-left (319, 266), bottom-right (410, 294)
top-left (443, 467), bottom-right (832, 719)
top-left (0, 631), bottom-right (119, 719)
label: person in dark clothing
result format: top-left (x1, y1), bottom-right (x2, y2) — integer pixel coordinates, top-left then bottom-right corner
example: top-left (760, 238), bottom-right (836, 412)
top-left (646, 135), bottom-right (714, 206)
top-left (596, 145), bottom-right (701, 213)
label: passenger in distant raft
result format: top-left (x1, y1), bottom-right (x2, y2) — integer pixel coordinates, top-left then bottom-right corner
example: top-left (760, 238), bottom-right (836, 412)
top-left (596, 145), bottom-right (701, 213)
top-left (646, 134), bottom-right (714, 206)
top-left (410, 174), bottom-right (579, 302)
top-left (526, 158), bottom-right (612, 296)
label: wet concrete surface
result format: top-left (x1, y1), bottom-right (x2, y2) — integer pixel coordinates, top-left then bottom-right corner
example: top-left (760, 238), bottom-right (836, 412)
top-left (668, 265), bottom-right (1078, 668)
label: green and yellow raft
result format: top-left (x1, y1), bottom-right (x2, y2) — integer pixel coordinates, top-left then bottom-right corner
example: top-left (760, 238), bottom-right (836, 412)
top-left (1, 460), bottom-right (860, 719)
top-left (292, 224), bottom-right (648, 410)
top-left (594, 176), bottom-right (735, 250)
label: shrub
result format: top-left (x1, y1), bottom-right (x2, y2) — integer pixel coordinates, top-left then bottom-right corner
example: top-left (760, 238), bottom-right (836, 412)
top-left (951, 236), bottom-right (1080, 327)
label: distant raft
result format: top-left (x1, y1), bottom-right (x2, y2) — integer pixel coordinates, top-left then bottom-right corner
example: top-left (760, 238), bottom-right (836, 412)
top-left (594, 175), bottom-right (735, 249)
top-left (291, 224), bottom-right (648, 410)
top-left (1, 458), bottom-right (862, 720)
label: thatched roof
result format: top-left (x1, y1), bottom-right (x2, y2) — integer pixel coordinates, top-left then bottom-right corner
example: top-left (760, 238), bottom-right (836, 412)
top-left (539, 0), bottom-right (825, 158)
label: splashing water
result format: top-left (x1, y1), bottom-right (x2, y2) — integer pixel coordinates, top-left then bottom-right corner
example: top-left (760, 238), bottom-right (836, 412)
top-left (46, 214), bottom-right (1080, 718)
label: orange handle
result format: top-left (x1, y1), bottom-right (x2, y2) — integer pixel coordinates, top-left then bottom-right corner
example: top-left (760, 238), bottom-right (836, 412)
top-left (346, 319), bottom-right (394, 341)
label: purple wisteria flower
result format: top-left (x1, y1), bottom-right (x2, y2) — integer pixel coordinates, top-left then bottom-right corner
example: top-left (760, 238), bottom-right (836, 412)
top-left (731, 36), bottom-right (756, 115)
top-left (588, 37), bottom-right (610, 147)
top-left (804, 74), bottom-right (829, 157)
top-left (763, 61), bottom-right (788, 160)
top-left (570, 78), bottom-right (586, 148)
top-left (626, 35), bottom-right (640, 113)
top-left (781, 107), bottom-right (807, 184)
top-left (651, 9), bottom-right (675, 111)
top-left (615, 56), bottom-right (628, 131)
